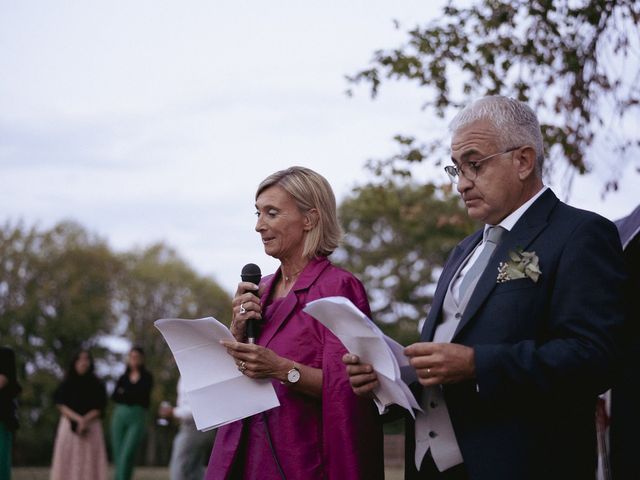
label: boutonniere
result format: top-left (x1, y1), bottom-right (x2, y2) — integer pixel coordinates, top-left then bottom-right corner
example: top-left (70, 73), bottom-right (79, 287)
top-left (497, 249), bottom-right (541, 283)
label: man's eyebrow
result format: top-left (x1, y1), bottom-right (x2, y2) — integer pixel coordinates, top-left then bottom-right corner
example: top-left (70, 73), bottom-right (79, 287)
top-left (451, 148), bottom-right (481, 165)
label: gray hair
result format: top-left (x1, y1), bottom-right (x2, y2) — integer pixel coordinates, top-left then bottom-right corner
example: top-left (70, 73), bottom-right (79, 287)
top-left (256, 166), bottom-right (342, 258)
top-left (449, 96), bottom-right (544, 175)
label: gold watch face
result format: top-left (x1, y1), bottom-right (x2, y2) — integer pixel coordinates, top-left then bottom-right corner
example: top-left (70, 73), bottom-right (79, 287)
top-left (287, 368), bottom-right (301, 383)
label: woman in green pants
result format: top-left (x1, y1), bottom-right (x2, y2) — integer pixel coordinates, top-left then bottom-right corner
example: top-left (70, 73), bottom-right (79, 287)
top-left (110, 346), bottom-right (153, 480)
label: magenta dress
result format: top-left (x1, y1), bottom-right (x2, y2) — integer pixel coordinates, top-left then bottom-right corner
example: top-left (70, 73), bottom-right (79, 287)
top-left (206, 257), bottom-right (384, 479)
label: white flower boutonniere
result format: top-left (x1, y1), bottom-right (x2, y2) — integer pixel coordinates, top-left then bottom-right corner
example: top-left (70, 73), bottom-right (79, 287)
top-left (497, 249), bottom-right (541, 283)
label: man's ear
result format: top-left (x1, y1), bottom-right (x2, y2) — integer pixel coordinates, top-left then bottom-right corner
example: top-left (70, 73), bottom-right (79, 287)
top-left (515, 146), bottom-right (537, 180)
top-left (304, 209), bottom-right (319, 231)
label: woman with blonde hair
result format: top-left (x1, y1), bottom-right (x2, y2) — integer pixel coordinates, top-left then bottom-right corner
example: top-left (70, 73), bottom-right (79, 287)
top-left (206, 166), bottom-right (383, 479)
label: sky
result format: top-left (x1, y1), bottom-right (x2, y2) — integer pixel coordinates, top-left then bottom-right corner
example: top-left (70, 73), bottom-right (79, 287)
top-left (1, 1), bottom-right (639, 298)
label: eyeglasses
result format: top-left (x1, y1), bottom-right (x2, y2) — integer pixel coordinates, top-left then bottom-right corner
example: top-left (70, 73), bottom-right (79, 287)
top-left (444, 146), bottom-right (522, 183)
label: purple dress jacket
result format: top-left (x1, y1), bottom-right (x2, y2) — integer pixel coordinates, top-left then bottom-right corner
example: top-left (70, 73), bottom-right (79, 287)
top-left (206, 257), bottom-right (384, 479)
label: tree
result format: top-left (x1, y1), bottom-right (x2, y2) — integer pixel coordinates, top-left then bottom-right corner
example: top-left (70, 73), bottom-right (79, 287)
top-left (114, 243), bottom-right (231, 464)
top-left (336, 182), bottom-right (476, 345)
top-left (347, 0), bottom-right (639, 194)
top-left (114, 243), bottom-right (231, 408)
top-left (0, 220), bottom-right (119, 463)
top-left (0, 221), bottom-right (232, 465)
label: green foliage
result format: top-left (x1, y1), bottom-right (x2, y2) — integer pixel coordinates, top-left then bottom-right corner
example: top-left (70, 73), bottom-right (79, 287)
top-left (347, 0), bottom-right (639, 192)
top-left (0, 221), bottom-right (231, 465)
top-left (336, 182), bottom-right (476, 345)
top-left (114, 243), bottom-right (231, 415)
top-left (0, 220), bottom-right (118, 463)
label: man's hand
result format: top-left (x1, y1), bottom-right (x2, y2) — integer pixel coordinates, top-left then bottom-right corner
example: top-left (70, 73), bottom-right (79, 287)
top-left (342, 353), bottom-right (379, 398)
top-left (404, 342), bottom-right (475, 387)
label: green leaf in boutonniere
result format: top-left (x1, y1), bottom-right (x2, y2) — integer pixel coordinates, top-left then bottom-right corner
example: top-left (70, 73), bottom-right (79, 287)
top-left (497, 249), bottom-right (541, 283)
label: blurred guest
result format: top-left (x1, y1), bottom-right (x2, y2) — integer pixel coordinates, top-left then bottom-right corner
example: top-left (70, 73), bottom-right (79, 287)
top-left (0, 346), bottom-right (21, 480)
top-left (50, 349), bottom-right (108, 480)
top-left (110, 346), bottom-right (153, 480)
top-left (158, 376), bottom-right (216, 480)
top-left (206, 166), bottom-right (383, 479)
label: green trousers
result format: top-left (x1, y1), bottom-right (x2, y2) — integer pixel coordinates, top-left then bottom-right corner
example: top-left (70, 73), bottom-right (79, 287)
top-left (0, 421), bottom-right (12, 480)
top-left (110, 404), bottom-right (146, 480)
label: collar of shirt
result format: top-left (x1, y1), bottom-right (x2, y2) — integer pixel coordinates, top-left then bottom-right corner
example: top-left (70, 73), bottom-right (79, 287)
top-left (484, 185), bottom-right (548, 238)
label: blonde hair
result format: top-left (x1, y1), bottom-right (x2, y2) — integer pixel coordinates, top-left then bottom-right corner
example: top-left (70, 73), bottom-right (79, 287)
top-left (256, 166), bottom-right (342, 258)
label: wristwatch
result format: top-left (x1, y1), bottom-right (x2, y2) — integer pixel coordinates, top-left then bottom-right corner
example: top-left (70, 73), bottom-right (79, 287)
top-left (283, 365), bottom-right (301, 385)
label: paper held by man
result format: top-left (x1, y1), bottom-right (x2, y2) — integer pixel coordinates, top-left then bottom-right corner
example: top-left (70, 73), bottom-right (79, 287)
top-left (303, 296), bottom-right (422, 417)
top-left (154, 317), bottom-right (280, 431)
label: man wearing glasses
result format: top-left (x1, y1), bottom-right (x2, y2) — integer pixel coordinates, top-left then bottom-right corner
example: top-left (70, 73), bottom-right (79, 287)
top-left (344, 96), bottom-right (626, 479)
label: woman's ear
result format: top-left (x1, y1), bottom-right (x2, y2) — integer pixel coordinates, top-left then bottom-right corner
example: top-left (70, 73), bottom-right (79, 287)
top-left (304, 209), bottom-right (319, 231)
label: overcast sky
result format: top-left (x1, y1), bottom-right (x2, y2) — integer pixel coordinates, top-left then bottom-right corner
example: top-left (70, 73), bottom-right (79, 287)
top-left (2, 1), bottom-right (638, 298)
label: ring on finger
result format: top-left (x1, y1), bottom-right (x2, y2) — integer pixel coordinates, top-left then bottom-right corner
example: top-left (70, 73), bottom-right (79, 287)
top-left (426, 368), bottom-right (431, 375)
top-left (239, 303), bottom-right (247, 315)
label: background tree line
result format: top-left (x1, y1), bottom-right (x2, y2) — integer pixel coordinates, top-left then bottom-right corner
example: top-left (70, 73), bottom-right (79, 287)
top-left (0, 220), bottom-right (231, 465)
top-left (346, 0), bottom-right (639, 194)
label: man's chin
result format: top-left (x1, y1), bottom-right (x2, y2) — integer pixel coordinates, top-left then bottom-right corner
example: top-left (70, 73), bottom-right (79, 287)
top-left (466, 207), bottom-right (486, 222)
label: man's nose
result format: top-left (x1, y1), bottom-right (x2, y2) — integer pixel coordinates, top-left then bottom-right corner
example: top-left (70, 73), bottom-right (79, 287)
top-left (456, 173), bottom-right (473, 195)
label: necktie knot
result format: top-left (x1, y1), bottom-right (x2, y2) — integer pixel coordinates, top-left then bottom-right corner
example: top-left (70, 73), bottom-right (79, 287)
top-left (485, 226), bottom-right (506, 245)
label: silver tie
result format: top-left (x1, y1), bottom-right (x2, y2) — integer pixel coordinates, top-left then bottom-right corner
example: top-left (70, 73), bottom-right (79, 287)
top-left (458, 226), bottom-right (506, 301)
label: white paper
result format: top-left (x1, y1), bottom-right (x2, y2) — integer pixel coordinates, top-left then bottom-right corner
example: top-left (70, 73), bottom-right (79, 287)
top-left (303, 297), bottom-right (422, 417)
top-left (154, 317), bottom-right (280, 431)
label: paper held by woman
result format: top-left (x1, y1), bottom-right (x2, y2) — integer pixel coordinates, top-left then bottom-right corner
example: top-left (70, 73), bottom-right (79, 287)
top-left (154, 317), bottom-right (280, 431)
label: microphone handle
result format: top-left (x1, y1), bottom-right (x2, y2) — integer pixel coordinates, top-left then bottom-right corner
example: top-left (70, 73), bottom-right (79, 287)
top-left (246, 319), bottom-right (257, 344)
top-left (241, 275), bottom-right (261, 344)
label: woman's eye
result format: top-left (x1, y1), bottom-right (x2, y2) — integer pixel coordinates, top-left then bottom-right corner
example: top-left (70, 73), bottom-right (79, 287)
top-left (268, 210), bottom-right (278, 217)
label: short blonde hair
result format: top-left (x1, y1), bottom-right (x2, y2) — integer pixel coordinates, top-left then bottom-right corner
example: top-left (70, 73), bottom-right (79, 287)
top-left (256, 166), bottom-right (342, 258)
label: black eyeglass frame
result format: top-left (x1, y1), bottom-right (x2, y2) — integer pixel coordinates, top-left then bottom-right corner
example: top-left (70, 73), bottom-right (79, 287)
top-left (444, 145), bottom-right (522, 183)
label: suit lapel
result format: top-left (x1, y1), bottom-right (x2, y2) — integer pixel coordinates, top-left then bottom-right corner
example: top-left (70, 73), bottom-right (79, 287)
top-left (452, 189), bottom-right (559, 339)
top-left (259, 257), bottom-right (331, 348)
top-left (420, 232), bottom-right (483, 341)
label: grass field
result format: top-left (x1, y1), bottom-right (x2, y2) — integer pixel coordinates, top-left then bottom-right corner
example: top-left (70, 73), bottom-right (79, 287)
top-left (13, 466), bottom-right (405, 480)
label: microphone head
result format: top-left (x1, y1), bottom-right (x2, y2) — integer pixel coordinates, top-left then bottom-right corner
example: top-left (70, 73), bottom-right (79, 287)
top-left (241, 263), bottom-right (262, 285)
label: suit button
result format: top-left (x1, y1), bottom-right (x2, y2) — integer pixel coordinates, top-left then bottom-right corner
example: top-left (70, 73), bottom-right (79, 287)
top-left (455, 313), bottom-right (461, 319)
top-left (430, 401), bottom-right (438, 409)
top-left (429, 431), bottom-right (437, 438)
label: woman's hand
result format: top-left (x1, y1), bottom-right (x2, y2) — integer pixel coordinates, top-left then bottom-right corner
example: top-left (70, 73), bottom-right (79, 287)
top-left (230, 282), bottom-right (263, 342)
top-left (76, 417), bottom-right (89, 435)
top-left (220, 340), bottom-right (289, 381)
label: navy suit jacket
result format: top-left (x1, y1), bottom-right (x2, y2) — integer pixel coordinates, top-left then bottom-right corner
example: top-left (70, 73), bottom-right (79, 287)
top-left (407, 189), bottom-right (626, 480)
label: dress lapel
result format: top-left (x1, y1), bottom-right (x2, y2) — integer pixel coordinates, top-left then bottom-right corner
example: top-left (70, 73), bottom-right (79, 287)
top-left (259, 257), bottom-right (331, 348)
top-left (452, 189), bottom-right (559, 339)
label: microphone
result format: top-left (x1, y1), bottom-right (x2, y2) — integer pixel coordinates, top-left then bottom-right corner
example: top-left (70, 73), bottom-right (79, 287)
top-left (240, 263), bottom-right (262, 344)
